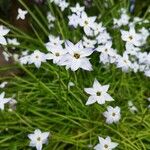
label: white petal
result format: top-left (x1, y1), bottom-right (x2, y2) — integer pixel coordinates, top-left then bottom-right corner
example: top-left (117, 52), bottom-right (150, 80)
top-left (104, 93), bottom-right (114, 101)
top-left (81, 48), bottom-right (93, 57)
top-left (70, 59), bottom-right (81, 71)
top-left (85, 96), bottom-right (96, 105)
top-left (0, 103), bottom-right (4, 110)
top-left (29, 141), bottom-right (36, 147)
top-left (105, 136), bottom-right (111, 143)
top-left (75, 40), bottom-right (84, 49)
top-left (65, 40), bottom-right (75, 53)
top-left (101, 85), bottom-right (109, 92)
top-left (28, 134), bottom-right (34, 140)
top-left (96, 96), bottom-right (106, 104)
top-left (94, 144), bottom-right (101, 150)
top-left (93, 79), bottom-right (101, 90)
top-left (0, 92), bottom-right (5, 99)
top-left (36, 142), bottom-right (42, 150)
top-left (98, 136), bottom-right (105, 143)
top-left (84, 88), bottom-right (95, 95)
top-left (81, 58), bottom-right (92, 71)
top-left (0, 36), bottom-right (7, 45)
top-left (0, 27), bottom-right (10, 36)
top-left (110, 142), bottom-right (118, 149)
top-left (41, 132), bottom-right (50, 142)
top-left (34, 129), bottom-right (42, 135)
top-left (35, 61), bottom-right (42, 68)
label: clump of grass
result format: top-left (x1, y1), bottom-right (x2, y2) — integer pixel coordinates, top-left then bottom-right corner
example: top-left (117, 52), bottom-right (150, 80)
top-left (0, 0), bottom-right (150, 149)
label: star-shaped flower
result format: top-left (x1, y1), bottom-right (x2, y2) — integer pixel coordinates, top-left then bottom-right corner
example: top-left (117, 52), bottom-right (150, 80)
top-left (28, 50), bottom-right (47, 68)
top-left (94, 136), bottom-right (118, 150)
top-left (28, 129), bottom-right (50, 150)
top-left (60, 40), bottom-right (93, 71)
top-left (84, 79), bottom-right (114, 105)
top-left (70, 3), bottom-right (85, 16)
top-left (0, 82), bottom-right (8, 89)
top-left (16, 8), bottom-right (28, 20)
top-left (79, 12), bottom-right (96, 36)
top-left (103, 106), bottom-right (121, 124)
top-left (121, 27), bottom-right (142, 47)
top-left (0, 25), bottom-right (10, 45)
top-left (0, 92), bottom-right (11, 110)
top-left (46, 45), bottom-right (67, 65)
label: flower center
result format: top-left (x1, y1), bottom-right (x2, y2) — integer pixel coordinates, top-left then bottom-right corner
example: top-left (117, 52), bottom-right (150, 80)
top-left (104, 49), bottom-right (108, 52)
top-left (55, 52), bottom-right (60, 57)
top-left (129, 36), bottom-right (133, 40)
top-left (37, 137), bottom-right (41, 141)
top-left (104, 144), bottom-right (108, 148)
top-left (96, 91), bottom-right (101, 96)
top-left (35, 55), bottom-right (39, 59)
top-left (84, 21), bottom-right (88, 25)
top-left (124, 60), bottom-right (127, 63)
top-left (112, 112), bottom-right (116, 116)
top-left (74, 53), bottom-right (80, 59)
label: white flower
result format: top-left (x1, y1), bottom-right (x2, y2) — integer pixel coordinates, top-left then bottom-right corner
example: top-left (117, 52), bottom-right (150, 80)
top-left (128, 101), bottom-right (138, 113)
top-left (96, 42), bottom-right (119, 64)
top-left (120, 13), bottom-right (130, 25)
top-left (0, 92), bottom-right (11, 110)
top-left (133, 17), bottom-right (142, 24)
top-left (144, 70), bottom-right (150, 77)
top-left (139, 27), bottom-right (150, 45)
top-left (58, 0), bottom-right (69, 11)
top-left (47, 12), bottom-right (55, 23)
top-left (137, 52), bottom-right (148, 64)
top-left (99, 53), bottom-right (110, 64)
top-left (0, 82), bottom-right (8, 88)
top-left (7, 38), bottom-right (20, 46)
top-left (113, 13), bottom-right (130, 27)
top-left (103, 106), bottom-right (121, 124)
top-left (82, 36), bottom-right (97, 48)
top-left (96, 31), bottom-right (111, 45)
top-left (2, 51), bottom-right (12, 61)
top-left (70, 3), bottom-right (85, 16)
top-left (92, 22), bottom-right (106, 36)
top-left (121, 27), bottom-right (143, 47)
top-left (46, 45), bottom-right (67, 64)
top-left (8, 98), bottom-right (17, 111)
top-left (94, 136), bottom-right (118, 150)
top-left (13, 54), bottom-right (19, 62)
top-left (130, 62), bottom-right (139, 73)
top-left (48, 23), bottom-right (54, 29)
top-left (125, 43), bottom-right (140, 56)
top-left (46, 35), bottom-right (63, 47)
top-left (7, 38), bottom-right (20, 49)
top-left (60, 40), bottom-right (93, 71)
top-left (96, 42), bottom-right (112, 53)
top-left (120, 8), bottom-right (127, 14)
top-left (22, 50), bottom-right (29, 56)
top-left (28, 50), bottom-right (47, 68)
top-left (68, 81), bottom-right (75, 89)
top-left (19, 55), bottom-right (30, 65)
top-left (116, 52), bottom-right (131, 72)
top-left (84, 79), bottom-right (114, 105)
top-left (16, 8), bottom-right (28, 20)
top-left (68, 14), bottom-right (81, 28)
top-left (0, 25), bottom-right (10, 45)
top-left (99, 49), bottom-right (118, 65)
top-left (28, 129), bottom-right (50, 150)
top-left (79, 12), bottom-right (96, 36)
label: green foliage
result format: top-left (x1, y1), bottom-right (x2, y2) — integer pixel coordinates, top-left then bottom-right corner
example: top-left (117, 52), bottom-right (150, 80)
top-left (0, 0), bottom-right (150, 149)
